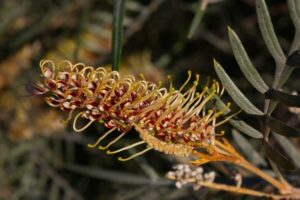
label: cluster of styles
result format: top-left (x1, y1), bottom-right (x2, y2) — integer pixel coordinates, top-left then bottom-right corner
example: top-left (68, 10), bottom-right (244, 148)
top-left (31, 60), bottom-right (230, 161)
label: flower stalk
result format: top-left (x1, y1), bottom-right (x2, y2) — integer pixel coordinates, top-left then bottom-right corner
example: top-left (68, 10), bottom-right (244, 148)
top-left (185, 139), bottom-right (299, 199)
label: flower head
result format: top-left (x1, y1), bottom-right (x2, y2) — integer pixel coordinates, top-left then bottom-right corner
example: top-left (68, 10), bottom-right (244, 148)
top-left (32, 60), bottom-right (230, 160)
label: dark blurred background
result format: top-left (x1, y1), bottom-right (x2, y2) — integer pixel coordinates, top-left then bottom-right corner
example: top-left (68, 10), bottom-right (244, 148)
top-left (0, 0), bottom-right (299, 199)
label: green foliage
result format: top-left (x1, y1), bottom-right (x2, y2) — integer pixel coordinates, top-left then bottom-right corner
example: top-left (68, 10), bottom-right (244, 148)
top-left (228, 27), bottom-right (269, 94)
top-left (213, 59), bottom-right (264, 115)
top-left (215, 97), bottom-right (263, 138)
top-left (112, 0), bottom-right (126, 71)
top-left (274, 134), bottom-right (300, 168)
top-left (214, 0), bottom-right (300, 170)
top-left (265, 89), bottom-right (300, 107)
top-left (288, 0), bottom-right (300, 30)
top-left (232, 129), bottom-right (267, 166)
top-left (256, 0), bottom-right (286, 66)
top-left (264, 140), bottom-right (296, 170)
top-left (265, 115), bottom-right (300, 138)
top-left (187, 0), bottom-right (207, 39)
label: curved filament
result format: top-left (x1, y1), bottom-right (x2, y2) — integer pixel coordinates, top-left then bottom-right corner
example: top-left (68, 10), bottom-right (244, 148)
top-left (87, 128), bottom-right (117, 148)
top-left (215, 110), bottom-right (242, 127)
top-left (73, 112), bottom-right (94, 132)
top-left (107, 141), bottom-right (146, 154)
top-left (99, 131), bottom-right (127, 150)
top-left (118, 146), bottom-right (153, 161)
top-left (179, 70), bottom-right (192, 92)
top-left (61, 109), bottom-right (75, 124)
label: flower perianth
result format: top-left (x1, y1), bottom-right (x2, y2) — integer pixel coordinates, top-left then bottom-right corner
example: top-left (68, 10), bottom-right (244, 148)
top-left (32, 60), bottom-right (230, 159)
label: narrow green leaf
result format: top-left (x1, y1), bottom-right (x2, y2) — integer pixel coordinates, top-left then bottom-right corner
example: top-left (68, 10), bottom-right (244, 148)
top-left (215, 96), bottom-right (263, 138)
top-left (264, 140), bottom-right (296, 170)
top-left (49, 183), bottom-right (60, 200)
top-left (288, 0), bottom-right (300, 31)
top-left (213, 59), bottom-right (264, 115)
top-left (256, 0), bottom-right (286, 65)
top-left (232, 129), bottom-right (267, 166)
top-left (187, 0), bottom-right (207, 39)
top-left (73, 3), bottom-right (90, 62)
top-left (266, 116), bottom-right (300, 138)
top-left (112, 0), bottom-right (126, 71)
top-left (228, 27), bottom-right (269, 93)
top-left (274, 134), bottom-right (300, 168)
top-left (264, 89), bottom-right (300, 107)
top-left (229, 119), bottom-right (263, 139)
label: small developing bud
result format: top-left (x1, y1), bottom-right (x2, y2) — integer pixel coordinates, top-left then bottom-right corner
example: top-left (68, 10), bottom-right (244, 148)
top-left (234, 173), bottom-right (242, 188)
top-left (166, 164), bottom-right (216, 190)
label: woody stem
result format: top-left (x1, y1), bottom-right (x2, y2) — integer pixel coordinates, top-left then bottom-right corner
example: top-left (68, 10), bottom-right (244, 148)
top-left (199, 181), bottom-right (281, 199)
top-left (236, 159), bottom-right (290, 194)
top-left (214, 141), bottom-right (291, 194)
top-left (167, 176), bottom-right (282, 199)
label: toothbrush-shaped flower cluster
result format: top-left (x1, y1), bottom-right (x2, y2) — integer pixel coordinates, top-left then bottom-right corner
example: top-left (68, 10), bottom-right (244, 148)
top-left (31, 60), bottom-right (230, 161)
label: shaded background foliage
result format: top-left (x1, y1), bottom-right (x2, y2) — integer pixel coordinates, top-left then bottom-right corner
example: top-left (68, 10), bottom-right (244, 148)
top-left (0, 0), bottom-right (299, 199)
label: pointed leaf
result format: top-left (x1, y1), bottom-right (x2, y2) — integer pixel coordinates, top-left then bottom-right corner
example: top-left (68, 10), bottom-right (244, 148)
top-left (266, 116), bottom-right (300, 138)
top-left (288, 0), bottom-right (300, 31)
top-left (256, 0), bottom-right (286, 65)
top-left (232, 129), bottom-right (267, 166)
top-left (229, 119), bottom-right (263, 139)
top-left (49, 183), bottom-right (60, 200)
top-left (213, 59), bottom-right (264, 115)
top-left (214, 96), bottom-right (263, 138)
top-left (264, 89), bottom-right (300, 107)
top-left (187, 0), bottom-right (207, 39)
top-left (274, 134), bottom-right (300, 168)
top-left (228, 27), bottom-right (269, 93)
top-left (112, 0), bottom-right (126, 71)
top-left (264, 140), bottom-right (296, 170)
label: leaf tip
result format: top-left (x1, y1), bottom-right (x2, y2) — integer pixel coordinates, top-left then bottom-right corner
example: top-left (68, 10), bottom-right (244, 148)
top-left (213, 59), bottom-right (221, 68)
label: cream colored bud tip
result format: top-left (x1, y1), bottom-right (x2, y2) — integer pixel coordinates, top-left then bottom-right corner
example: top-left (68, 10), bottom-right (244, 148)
top-left (213, 59), bottom-right (221, 67)
top-left (227, 26), bottom-right (233, 32)
top-left (139, 73), bottom-right (145, 79)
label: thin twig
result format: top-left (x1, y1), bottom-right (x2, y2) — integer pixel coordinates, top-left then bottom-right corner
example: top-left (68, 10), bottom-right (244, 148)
top-left (63, 163), bottom-right (171, 186)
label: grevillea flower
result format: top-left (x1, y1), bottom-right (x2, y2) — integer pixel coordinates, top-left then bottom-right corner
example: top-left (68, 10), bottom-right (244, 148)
top-left (32, 60), bottom-right (232, 161)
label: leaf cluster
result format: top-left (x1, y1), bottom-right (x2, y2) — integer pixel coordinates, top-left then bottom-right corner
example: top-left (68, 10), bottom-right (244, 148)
top-left (214, 0), bottom-right (300, 170)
